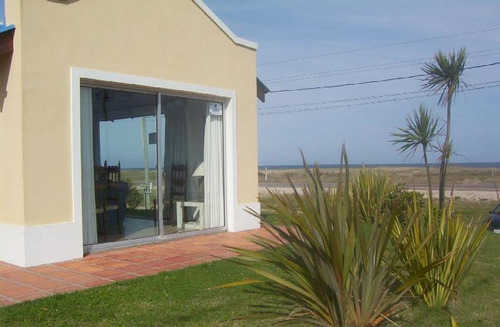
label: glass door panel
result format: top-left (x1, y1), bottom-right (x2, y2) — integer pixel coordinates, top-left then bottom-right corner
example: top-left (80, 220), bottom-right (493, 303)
top-left (81, 87), bottom-right (226, 246)
top-left (160, 97), bottom-right (225, 235)
top-left (90, 88), bottom-right (159, 244)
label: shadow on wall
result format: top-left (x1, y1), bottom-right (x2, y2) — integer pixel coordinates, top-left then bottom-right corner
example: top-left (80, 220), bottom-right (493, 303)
top-left (0, 53), bottom-right (12, 113)
top-left (47, 0), bottom-right (80, 4)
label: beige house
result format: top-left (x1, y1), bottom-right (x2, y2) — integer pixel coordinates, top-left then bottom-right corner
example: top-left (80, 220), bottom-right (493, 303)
top-left (0, 0), bottom-right (264, 267)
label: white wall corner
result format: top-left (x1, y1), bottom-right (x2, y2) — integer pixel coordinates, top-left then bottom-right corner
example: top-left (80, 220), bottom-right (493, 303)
top-left (0, 224), bottom-right (27, 267)
top-left (0, 222), bottom-right (83, 267)
top-left (23, 222), bottom-right (83, 267)
top-left (228, 202), bottom-right (261, 232)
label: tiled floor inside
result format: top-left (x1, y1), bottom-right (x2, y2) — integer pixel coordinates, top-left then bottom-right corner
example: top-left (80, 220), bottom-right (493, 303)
top-left (0, 228), bottom-right (268, 307)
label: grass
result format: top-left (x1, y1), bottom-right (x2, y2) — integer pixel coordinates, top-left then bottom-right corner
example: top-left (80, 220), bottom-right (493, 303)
top-left (0, 261), bottom-right (284, 327)
top-left (396, 232), bottom-right (500, 326)
top-left (0, 200), bottom-right (498, 326)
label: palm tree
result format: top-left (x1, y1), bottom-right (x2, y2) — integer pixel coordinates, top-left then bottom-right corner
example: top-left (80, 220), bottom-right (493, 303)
top-left (391, 104), bottom-right (442, 202)
top-left (422, 47), bottom-right (467, 209)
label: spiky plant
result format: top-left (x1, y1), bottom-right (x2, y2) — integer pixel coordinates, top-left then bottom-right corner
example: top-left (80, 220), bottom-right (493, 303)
top-left (391, 104), bottom-right (442, 203)
top-left (391, 197), bottom-right (488, 308)
top-left (351, 167), bottom-right (395, 222)
top-left (224, 148), bottom-right (438, 326)
top-left (422, 47), bottom-right (467, 209)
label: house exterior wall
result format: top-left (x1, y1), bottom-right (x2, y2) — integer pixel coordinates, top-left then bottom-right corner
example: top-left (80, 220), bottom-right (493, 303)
top-left (0, 0), bottom-right (24, 226)
top-left (20, 0), bottom-right (258, 226)
top-left (0, 0), bottom-right (260, 266)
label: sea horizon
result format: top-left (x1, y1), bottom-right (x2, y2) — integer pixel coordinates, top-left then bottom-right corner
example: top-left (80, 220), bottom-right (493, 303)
top-left (118, 161), bottom-right (500, 170)
top-left (258, 162), bottom-right (500, 170)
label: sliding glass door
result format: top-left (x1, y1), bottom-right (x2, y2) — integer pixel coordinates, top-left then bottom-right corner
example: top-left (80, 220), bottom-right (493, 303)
top-left (161, 98), bottom-right (225, 234)
top-left (81, 86), bottom-right (225, 246)
top-left (81, 87), bottom-right (159, 245)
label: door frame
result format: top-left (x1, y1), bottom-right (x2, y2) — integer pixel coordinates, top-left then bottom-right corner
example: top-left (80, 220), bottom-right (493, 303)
top-left (71, 67), bottom-right (238, 252)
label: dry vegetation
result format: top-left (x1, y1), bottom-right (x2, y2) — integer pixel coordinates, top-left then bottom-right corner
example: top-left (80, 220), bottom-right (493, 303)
top-left (259, 165), bottom-right (499, 189)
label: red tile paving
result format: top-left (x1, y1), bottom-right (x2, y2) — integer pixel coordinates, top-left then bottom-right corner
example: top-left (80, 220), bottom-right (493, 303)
top-left (0, 228), bottom-right (268, 307)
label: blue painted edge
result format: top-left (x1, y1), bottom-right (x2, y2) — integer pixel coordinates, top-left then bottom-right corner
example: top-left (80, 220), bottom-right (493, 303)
top-left (0, 24), bottom-right (15, 34)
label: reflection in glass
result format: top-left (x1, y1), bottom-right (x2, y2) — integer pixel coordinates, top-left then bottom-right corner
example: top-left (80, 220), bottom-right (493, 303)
top-left (82, 87), bottom-right (159, 245)
top-left (161, 98), bottom-right (224, 234)
top-left (81, 87), bottom-right (226, 246)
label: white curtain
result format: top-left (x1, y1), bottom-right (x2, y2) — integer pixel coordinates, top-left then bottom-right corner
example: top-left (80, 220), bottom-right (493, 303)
top-left (204, 103), bottom-right (224, 228)
top-left (81, 87), bottom-right (98, 245)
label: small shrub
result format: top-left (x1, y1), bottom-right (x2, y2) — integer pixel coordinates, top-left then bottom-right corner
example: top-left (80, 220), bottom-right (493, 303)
top-left (385, 184), bottom-right (424, 224)
top-left (126, 186), bottom-right (142, 209)
top-left (391, 198), bottom-right (489, 308)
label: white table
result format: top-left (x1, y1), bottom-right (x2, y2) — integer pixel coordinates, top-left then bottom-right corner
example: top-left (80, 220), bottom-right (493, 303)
top-left (176, 201), bottom-right (205, 230)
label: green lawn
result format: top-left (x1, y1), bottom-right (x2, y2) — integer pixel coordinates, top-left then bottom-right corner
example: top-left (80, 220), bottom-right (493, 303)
top-left (0, 200), bottom-right (499, 326)
top-left (0, 260), bottom-right (283, 327)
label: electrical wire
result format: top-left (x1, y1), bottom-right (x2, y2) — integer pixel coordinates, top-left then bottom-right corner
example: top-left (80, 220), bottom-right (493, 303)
top-left (259, 80), bottom-right (500, 111)
top-left (259, 26), bottom-right (500, 66)
top-left (259, 83), bottom-right (500, 116)
top-left (268, 61), bottom-right (500, 94)
top-left (263, 48), bottom-right (500, 84)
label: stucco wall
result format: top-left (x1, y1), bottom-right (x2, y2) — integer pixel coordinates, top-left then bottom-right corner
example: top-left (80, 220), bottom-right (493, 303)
top-left (0, 0), bottom-right (24, 225)
top-left (16, 0), bottom-right (258, 226)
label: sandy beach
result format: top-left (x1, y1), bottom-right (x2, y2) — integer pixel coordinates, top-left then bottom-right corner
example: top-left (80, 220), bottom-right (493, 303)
top-left (259, 165), bottom-right (500, 202)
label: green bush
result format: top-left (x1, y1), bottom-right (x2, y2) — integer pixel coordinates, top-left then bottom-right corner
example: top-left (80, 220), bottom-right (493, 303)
top-left (126, 186), bottom-right (142, 209)
top-left (385, 183), bottom-right (424, 224)
top-left (226, 149), bottom-right (435, 326)
top-left (391, 198), bottom-right (489, 308)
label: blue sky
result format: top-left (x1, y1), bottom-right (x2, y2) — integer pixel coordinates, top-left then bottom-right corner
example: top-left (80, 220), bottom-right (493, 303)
top-left (205, 0), bottom-right (500, 165)
top-left (0, 0), bottom-right (4, 25)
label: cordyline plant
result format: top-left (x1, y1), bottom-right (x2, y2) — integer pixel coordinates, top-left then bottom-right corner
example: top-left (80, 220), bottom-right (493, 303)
top-left (391, 197), bottom-right (488, 309)
top-left (222, 148), bottom-right (440, 327)
top-left (352, 167), bottom-right (396, 223)
top-left (422, 47), bottom-right (467, 209)
top-left (391, 104), bottom-right (442, 204)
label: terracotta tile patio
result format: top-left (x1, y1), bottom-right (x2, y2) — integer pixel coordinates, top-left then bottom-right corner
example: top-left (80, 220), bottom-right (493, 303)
top-left (0, 228), bottom-right (269, 307)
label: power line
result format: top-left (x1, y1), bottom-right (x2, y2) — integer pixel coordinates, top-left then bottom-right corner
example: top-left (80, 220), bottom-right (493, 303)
top-left (464, 61), bottom-right (500, 70)
top-left (259, 26), bottom-right (500, 66)
top-left (260, 91), bottom-right (425, 110)
top-left (263, 48), bottom-right (500, 84)
top-left (270, 74), bottom-right (424, 94)
top-left (259, 83), bottom-right (500, 116)
top-left (268, 61), bottom-right (500, 94)
top-left (259, 80), bottom-right (500, 111)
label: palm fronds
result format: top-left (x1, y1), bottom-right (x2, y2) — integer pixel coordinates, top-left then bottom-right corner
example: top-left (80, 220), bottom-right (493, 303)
top-left (421, 47), bottom-right (468, 106)
top-left (391, 104), bottom-right (442, 202)
top-left (391, 104), bottom-right (442, 160)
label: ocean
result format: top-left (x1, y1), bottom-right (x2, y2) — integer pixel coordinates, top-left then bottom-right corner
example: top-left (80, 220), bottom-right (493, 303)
top-left (259, 162), bottom-right (500, 170)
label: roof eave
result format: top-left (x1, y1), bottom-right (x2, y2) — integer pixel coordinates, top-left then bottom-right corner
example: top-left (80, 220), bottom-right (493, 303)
top-left (0, 25), bottom-right (15, 56)
top-left (193, 0), bottom-right (258, 51)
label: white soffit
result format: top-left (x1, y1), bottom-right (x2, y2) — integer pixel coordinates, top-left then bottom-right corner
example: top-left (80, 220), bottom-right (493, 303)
top-left (193, 0), bottom-right (258, 50)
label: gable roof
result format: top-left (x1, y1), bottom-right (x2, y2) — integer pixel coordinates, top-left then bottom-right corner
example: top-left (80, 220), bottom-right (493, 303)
top-left (193, 0), bottom-right (258, 50)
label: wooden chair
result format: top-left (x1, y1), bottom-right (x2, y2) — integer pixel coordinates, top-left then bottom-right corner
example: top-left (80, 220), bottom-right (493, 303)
top-left (95, 161), bottom-right (122, 234)
top-left (169, 164), bottom-right (187, 223)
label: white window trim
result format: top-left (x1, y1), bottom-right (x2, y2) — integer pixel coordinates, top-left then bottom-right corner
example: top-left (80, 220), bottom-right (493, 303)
top-left (71, 67), bottom-right (240, 245)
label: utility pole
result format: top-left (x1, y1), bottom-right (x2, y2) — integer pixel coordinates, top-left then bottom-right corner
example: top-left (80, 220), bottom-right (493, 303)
top-left (141, 117), bottom-right (151, 209)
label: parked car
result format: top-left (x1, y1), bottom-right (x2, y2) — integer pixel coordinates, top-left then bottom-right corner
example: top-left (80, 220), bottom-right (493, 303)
top-left (486, 204), bottom-right (500, 231)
